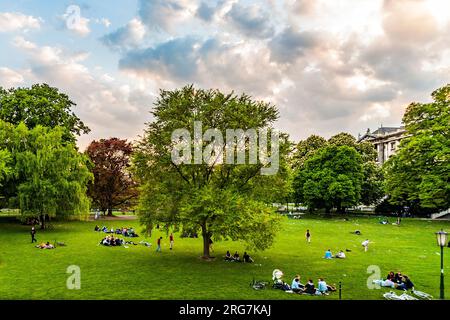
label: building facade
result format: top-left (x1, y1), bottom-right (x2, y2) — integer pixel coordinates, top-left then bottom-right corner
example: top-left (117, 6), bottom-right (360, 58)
top-left (358, 126), bottom-right (407, 165)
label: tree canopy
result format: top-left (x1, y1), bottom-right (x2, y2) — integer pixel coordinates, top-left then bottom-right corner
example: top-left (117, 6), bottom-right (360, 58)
top-left (384, 84), bottom-right (450, 213)
top-left (0, 84), bottom-right (90, 141)
top-left (133, 85), bottom-right (288, 258)
top-left (292, 132), bottom-right (383, 211)
top-left (0, 120), bottom-right (92, 228)
top-left (86, 138), bottom-right (138, 215)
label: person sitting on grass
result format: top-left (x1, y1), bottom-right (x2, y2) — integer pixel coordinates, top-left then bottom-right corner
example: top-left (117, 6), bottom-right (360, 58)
top-left (94, 225), bottom-right (100, 231)
top-left (335, 250), bottom-right (346, 259)
top-left (233, 251), bottom-right (241, 262)
top-left (243, 252), bottom-right (254, 263)
top-left (396, 275), bottom-right (414, 291)
top-left (101, 226), bottom-right (108, 232)
top-left (317, 278), bottom-right (329, 295)
top-left (324, 249), bottom-right (333, 259)
top-left (291, 275), bottom-right (305, 293)
top-left (303, 279), bottom-right (316, 295)
top-left (387, 271), bottom-right (395, 281)
top-left (224, 251), bottom-right (233, 261)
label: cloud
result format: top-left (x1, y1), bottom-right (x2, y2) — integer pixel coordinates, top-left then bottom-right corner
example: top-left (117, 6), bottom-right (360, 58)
top-left (137, 0), bottom-right (193, 32)
top-left (196, 1), bottom-right (216, 22)
top-left (101, 18), bottom-right (146, 50)
top-left (11, 37), bottom-right (155, 150)
top-left (0, 67), bottom-right (25, 87)
top-left (0, 12), bottom-right (42, 32)
top-left (269, 27), bottom-right (320, 63)
top-left (225, 2), bottom-right (275, 39)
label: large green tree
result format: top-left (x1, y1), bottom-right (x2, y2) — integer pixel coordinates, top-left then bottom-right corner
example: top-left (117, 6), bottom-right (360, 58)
top-left (0, 121), bottom-right (92, 228)
top-left (0, 84), bottom-right (90, 140)
top-left (133, 85), bottom-right (287, 258)
top-left (0, 84), bottom-right (90, 204)
top-left (385, 84), bottom-right (450, 212)
top-left (293, 145), bottom-right (364, 213)
top-left (293, 133), bottom-right (383, 210)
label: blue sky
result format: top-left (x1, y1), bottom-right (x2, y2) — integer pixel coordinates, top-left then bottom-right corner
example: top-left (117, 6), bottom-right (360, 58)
top-left (0, 0), bottom-right (449, 149)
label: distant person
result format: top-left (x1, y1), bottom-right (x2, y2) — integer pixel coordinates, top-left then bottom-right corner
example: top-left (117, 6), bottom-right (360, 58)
top-left (169, 233), bottom-right (174, 250)
top-left (324, 249), bottom-right (333, 259)
top-left (317, 278), bottom-right (328, 295)
top-left (291, 275), bottom-right (304, 293)
top-left (396, 276), bottom-right (414, 291)
top-left (243, 252), bottom-right (253, 263)
top-left (304, 279), bottom-right (316, 295)
top-left (335, 250), bottom-right (346, 259)
top-left (372, 278), bottom-right (396, 288)
top-left (30, 227), bottom-right (37, 243)
top-left (387, 271), bottom-right (395, 281)
top-left (156, 237), bottom-right (162, 252)
top-left (362, 239), bottom-right (370, 252)
top-left (233, 251), bottom-right (240, 262)
top-left (306, 229), bottom-right (311, 243)
top-left (224, 251), bottom-right (232, 261)
top-left (94, 225), bottom-right (100, 232)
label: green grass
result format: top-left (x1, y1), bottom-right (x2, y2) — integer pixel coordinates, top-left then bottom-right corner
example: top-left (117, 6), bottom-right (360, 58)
top-left (0, 215), bottom-right (449, 300)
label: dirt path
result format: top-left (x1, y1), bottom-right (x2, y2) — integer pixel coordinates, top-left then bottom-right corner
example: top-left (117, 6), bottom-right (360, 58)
top-left (89, 215), bottom-right (138, 221)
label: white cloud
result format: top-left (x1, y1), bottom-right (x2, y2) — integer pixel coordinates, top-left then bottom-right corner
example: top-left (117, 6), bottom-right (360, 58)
top-left (0, 12), bottom-right (42, 32)
top-left (0, 67), bottom-right (24, 87)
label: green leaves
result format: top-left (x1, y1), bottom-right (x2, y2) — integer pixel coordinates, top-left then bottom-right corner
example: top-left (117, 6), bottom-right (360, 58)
top-left (0, 120), bottom-right (92, 219)
top-left (133, 85), bottom-right (287, 255)
top-left (384, 84), bottom-right (450, 212)
top-left (0, 84), bottom-right (90, 142)
top-left (293, 133), bottom-right (382, 211)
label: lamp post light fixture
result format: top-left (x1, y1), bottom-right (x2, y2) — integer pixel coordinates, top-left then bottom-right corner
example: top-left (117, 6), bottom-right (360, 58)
top-left (435, 230), bottom-right (448, 300)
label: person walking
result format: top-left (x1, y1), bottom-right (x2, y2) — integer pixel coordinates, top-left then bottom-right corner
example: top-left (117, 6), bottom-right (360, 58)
top-left (156, 237), bottom-right (162, 252)
top-left (169, 233), bottom-right (174, 250)
top-left (30, 226), bottom-right (37, 243)
top-left (362, 239), bottom-right (370, 252)
top-left (306, 229), bottom-right (311, 243)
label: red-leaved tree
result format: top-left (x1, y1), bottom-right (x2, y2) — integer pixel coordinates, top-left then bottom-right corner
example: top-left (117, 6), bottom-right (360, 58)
top-left (86, 138), bottom-right (138, 216)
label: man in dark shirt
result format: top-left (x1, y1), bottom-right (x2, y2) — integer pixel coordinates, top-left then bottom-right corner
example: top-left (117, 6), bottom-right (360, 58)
top-left (30, 227), bottom-right (37, 243)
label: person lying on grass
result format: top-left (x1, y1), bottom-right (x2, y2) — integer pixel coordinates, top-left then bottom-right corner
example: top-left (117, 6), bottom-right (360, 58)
top-left (35, 241), bottom-right (54, 249)
top-left (335, 250), bottom-right (346, 259)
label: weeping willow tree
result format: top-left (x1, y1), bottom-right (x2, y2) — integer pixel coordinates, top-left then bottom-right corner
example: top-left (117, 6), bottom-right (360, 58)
top-left (0, 121), bottom-right (92, 228)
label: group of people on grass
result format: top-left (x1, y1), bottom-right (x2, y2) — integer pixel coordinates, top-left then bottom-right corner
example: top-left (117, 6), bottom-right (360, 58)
top-left (100, 235), bottom-right (125, 246)
top-left (373, 271), bottom-right (415, 291)
top-left (324, 249), bottom-right (347, 259)
top-left (224, 251), bottom-right (254, 263)
top-left (94, 225), bottom-right (139, 237)
top-left (35, 241), bottom-right (55, 249)
top-left (291, 275), bottom-right (336, 295)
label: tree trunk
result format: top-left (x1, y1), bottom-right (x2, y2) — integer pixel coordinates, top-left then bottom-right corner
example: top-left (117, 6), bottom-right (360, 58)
top-left (40, 214), bottom-right (45, 230)
top-left (201, 223), bottom-right (210, 259)
top-left (107, 208), bottom-right (113, 216)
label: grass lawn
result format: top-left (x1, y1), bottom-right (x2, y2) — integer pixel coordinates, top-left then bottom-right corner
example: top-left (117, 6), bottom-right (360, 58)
top-left (0, 215), bottom-right (449, 300)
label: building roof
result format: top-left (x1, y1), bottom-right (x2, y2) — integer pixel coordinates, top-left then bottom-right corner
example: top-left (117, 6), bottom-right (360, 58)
top-left (358, 126), bottom-right (405, 142)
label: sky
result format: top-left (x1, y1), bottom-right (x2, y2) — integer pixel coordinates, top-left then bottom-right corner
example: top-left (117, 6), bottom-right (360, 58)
top-left (0, 0), bottom-right (449, 150)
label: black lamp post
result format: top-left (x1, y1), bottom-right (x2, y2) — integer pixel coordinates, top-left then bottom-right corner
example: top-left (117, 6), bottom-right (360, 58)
top-left (435, 230), bottom-right (448, 300)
